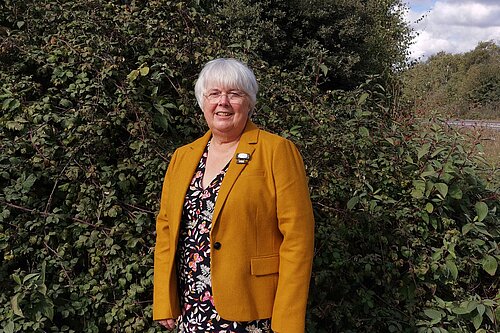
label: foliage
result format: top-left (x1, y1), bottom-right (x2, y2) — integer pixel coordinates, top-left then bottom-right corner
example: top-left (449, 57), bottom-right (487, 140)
top-left (0, 1), bottom-right (211, 332)
top-left (202, 0), bottom-right (412, 90)
top-left (1, 1), bottom-right (499, 333)
top-left (403, 41), bottom-right (500, 120)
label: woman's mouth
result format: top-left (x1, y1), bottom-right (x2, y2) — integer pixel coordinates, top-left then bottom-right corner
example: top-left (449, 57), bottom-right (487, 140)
top-left (215, 111), bottom-right (233, 116)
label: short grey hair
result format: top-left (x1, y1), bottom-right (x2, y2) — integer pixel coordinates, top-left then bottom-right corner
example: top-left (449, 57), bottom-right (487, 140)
top-left (194, 58), bottom-right (258, 116)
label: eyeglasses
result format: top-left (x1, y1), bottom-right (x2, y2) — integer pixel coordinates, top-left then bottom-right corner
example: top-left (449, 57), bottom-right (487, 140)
top-left (204, 90), bottom-right (246, 104)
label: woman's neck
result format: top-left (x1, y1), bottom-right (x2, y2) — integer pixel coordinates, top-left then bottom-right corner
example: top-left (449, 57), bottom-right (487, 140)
top-left (210, 134), bottom-right (241, 149)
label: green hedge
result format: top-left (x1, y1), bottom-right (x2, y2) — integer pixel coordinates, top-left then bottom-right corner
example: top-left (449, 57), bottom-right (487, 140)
top-left (1, 1), bottom-right (498, 332)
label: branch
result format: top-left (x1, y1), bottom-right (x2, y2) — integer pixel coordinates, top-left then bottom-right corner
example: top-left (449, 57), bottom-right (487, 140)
top-left (1, 201), bottom-right (111, 232)
top-left (43, 241), bottom-right (74, 286)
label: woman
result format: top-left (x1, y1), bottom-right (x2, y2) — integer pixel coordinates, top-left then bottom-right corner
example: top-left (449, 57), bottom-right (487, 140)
top-left (153, 58), bottom-right (315, 333)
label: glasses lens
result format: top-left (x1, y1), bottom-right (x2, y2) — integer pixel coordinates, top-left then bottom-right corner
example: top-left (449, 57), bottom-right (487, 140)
top-left (205, 91), bottom-right (245, 104)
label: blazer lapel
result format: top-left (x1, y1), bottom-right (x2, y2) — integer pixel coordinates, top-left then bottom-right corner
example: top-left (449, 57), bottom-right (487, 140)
top-left (170, 130), bottom-right (212, 241)
top-left (211, 121), bottom-right (260, 229)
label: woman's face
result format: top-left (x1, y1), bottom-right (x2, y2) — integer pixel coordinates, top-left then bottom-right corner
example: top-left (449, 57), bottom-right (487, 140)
top-left (202, 86), bottom-right (250, 140)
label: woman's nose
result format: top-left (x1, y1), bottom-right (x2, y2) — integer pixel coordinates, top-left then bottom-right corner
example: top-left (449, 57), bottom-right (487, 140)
top-left (218, 94), bottom-right (230, 105)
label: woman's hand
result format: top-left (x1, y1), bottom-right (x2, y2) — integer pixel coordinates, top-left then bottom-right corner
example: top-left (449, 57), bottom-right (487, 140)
top-left (157, 318), bottom-right (176, 330)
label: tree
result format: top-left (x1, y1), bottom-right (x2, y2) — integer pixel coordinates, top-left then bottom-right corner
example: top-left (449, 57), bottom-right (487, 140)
top-left (201, 0), bottom-right (412, 90)
top-left (403, 41), bottom-right (500, 119)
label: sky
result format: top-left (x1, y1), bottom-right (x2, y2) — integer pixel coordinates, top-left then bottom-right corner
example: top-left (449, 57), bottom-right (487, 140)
top-left (405, 0), bottom-right (500, 60)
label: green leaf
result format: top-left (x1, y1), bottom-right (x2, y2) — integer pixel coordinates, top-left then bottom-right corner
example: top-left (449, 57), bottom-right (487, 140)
top-left (420, 170), bottom-right (436, 178)
top-left (477, 304), bottom-right (486, 317)
top-left (22, 174), bottom-right (37, 193)
top-left (421, 211), bottom-right (429, 223)
top-left (347, 196), bottom-right (359, 210)
top-left (2, 97), bottom-right (13, 110)
top-left (431, 147), bottom-right (447, 157)
top-left (467, 301), bottom-right (479, 312)
top-left (434, 183), bottom-right (448, 198)
top-left (319, 64), bottom-right (328, 76)
top-left (12, 274), bottom-right (21, 285)
top-left (411, 180), bottom-right (426, 199)
top-left (449, 185), bottom-right (463, 199)
top-left (41, 301), bottom-right (54, 320)
top-left (107, 205), bottom-right (119, 217)
top-left (424, 308), bottom-right (443, 324)
top-left (462, 223), bottom-right (474, 235)
top-left (357, 92), bottom-right (369, 105)
top-left (4, 321), bottom-right (14, 333)
top-left (424, 308), bottom-right (442, 320)
top-left (485, 306), bottom-right (495, 323)
top-left (154, 114), bottom-right (170, 130)
top-left (6, 115), bottom-right (27, 129)
top-left (11, 293), bottom-right (24, 317)
top-left (127, 70), bottom-right (139, 82)
top-left (411, 189), bottom-right (424, 199)
top-left (9, 99), bottom-right (20, 111)
top-left (482, 254), bottom-right (497, 276)
top-left (425, 202), bottom-right (434, 213)
top-left (474, 202), bottom-right (488, 222)
top-left (452, 306), bottom-right (472, 315)
top-left (430, 217), bottom-right (438, 229)
top-left (445, 259), bottom-right (458, 280)
top-left (41, 260), bottom-right (46, 284)
top-left (472, 312), bottom-right (483, 330)
top-left (59, 98), bottom-right (72, 107)
top-left (38, 281), bottom-right (47, 294)
top-left (290, 125), bottom-right (302, 136)
top-left (139, 66), bottom-right (150, 76)
top-left (417, 143), bottom-right (431, 160)
top-left (358, 126), bottom-right (369, 137)
top-left (23, 272), bottom-right (39, 283)
top-left (164, 103), bottom-right (177, 109)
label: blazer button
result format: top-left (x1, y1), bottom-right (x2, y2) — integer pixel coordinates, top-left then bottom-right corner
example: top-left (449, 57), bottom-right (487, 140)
top-left (213, 242), bottom-right (222, 250)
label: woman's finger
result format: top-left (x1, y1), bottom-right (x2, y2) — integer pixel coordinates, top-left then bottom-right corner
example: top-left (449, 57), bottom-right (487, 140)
top-left (158, 319), bottom-right (176, 330)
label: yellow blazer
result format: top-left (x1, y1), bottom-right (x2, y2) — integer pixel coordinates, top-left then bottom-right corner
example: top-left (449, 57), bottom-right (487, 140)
top-left (153, 120), bottom-right (315, 333)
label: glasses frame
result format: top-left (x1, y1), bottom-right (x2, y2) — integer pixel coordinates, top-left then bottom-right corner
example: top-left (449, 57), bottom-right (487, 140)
top-left (203, 90), bottom-right (247, 105)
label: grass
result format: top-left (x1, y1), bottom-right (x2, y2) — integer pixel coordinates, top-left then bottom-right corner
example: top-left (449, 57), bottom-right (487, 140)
top-left (458, 127), bottom-right (500, 165)
top-left (455, 126), bottom-right (499, 189)
top-left (478, 128), bottom-right (500, 166)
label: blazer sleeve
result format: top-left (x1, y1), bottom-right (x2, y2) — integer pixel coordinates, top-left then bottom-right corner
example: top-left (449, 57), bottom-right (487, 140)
top-left (271, 139), bottom-right (315, 333)
top-left (153, 149), bottom-right (179, 320)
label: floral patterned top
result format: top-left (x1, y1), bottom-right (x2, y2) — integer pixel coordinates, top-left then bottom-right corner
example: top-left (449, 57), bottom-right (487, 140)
top-left (176, 142), bottom-right (272, 333)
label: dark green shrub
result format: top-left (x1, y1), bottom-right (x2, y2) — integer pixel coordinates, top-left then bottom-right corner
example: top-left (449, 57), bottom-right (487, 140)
top-left (207, 0), bottom-right (412, 90)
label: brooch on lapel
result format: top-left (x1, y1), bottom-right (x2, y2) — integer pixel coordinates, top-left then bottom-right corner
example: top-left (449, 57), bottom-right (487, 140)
top-left (235, 152), bottom-right (251, 164)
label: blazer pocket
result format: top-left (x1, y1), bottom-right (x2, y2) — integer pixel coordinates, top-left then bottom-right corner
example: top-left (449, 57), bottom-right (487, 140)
top-left (251, 254), bottom-right (279, 276)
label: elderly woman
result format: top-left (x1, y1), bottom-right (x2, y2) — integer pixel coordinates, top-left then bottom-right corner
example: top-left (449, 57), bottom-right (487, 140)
top-left (153, 58), bottom-right (314, 333)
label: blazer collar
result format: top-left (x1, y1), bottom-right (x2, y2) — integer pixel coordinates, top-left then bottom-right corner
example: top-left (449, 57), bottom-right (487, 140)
top-left (211, 120), bottom-right (259, 230)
